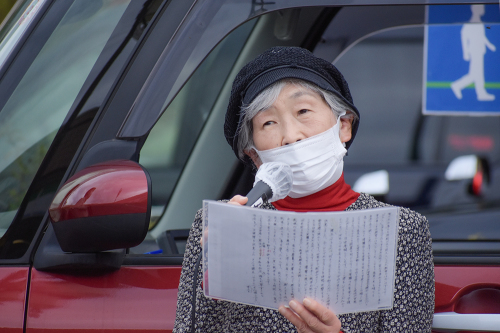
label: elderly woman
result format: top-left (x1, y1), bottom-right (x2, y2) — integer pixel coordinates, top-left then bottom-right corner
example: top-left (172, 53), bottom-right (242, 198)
top-left (174, 47), bottom-right (434, 333)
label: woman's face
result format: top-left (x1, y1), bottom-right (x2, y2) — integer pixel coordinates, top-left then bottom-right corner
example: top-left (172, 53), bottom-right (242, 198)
top-left (246, 83), bottom-right (352, 167)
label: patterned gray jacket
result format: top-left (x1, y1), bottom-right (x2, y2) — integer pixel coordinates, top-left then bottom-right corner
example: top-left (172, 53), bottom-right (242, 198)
top-left (173, 193), bottom-right (435, 333)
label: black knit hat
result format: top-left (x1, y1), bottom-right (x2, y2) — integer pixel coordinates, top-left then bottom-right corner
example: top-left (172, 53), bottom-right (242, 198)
top-left (224, 46), bottom-right (360, 163)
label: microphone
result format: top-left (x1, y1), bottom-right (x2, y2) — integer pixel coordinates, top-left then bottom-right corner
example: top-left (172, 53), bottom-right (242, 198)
top-left (245, 181), bottom-right (273, 207)
top-left (245, 162), bottom-right (293, 207)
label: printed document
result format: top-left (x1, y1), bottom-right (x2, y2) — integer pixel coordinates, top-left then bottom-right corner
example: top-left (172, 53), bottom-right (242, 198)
top-left (202, 200), bottom-right (399, 314)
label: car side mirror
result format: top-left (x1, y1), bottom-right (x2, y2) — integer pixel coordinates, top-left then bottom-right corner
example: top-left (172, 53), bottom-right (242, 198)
top-left (444, 155), bottom-right (490, 196)
top-left (49, 160), bottom-right (151, 252)
top-left (352, 170), bottom-right (389, 197)
top-left (445, 155), bottom-right (480, 181)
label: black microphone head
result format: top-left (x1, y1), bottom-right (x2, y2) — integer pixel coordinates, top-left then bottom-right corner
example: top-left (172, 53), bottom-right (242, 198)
top-left (254, 162), bottom-right (293, 202)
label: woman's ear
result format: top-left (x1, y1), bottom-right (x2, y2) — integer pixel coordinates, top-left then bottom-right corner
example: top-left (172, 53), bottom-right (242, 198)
top-left (339, 116), bottom-right (353, 144)
top-left (244, 148), bottom-right (262, 169)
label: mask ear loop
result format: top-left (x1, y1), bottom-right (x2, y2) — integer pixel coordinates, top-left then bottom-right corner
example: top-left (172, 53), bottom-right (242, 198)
top-left (247, 146), bottom-right (263, 170)
top-left (337, 111), bottom-right (347, 148)
top-left (249, 145), bottom-right (261, 160)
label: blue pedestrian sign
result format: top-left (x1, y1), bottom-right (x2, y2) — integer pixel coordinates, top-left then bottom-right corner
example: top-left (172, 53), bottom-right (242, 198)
top-left (424, 4), bottom-right (500, 115)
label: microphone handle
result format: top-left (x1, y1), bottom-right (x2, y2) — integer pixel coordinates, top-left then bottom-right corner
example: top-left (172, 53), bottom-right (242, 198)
top-left (245, 181), bottom-right (273, 206)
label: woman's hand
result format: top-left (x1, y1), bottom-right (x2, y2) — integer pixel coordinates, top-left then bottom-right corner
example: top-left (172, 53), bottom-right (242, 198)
top-left (279, 298), bottom-right (342, 333)
top-left (200, 195), bottom-right (249, 246)
top-left (228, 194), bottom-right (248, 206)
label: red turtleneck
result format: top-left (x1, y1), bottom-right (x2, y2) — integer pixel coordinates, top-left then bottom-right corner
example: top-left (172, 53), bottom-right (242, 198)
top-left (272, 173), bottom-right (359, 212)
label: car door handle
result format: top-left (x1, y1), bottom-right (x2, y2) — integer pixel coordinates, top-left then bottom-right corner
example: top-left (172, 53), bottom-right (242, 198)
top-left (432, 312), bottom-right (500, 332)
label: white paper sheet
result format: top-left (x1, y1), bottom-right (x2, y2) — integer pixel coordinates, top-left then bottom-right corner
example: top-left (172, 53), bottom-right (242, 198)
top-left (202, 200), bottom-right (399, 315)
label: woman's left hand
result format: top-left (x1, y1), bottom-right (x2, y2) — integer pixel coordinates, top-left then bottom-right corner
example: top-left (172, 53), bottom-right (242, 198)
top-left (278, 298), bottom-right (341, 333)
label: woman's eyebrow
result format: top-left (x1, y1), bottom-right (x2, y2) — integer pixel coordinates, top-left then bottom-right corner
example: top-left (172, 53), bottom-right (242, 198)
top-left (290, 90), bottom-right (317, 99)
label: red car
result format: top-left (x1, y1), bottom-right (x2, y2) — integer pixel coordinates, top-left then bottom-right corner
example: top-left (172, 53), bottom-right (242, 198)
top-left (0, 0), bottom-right (499, 332)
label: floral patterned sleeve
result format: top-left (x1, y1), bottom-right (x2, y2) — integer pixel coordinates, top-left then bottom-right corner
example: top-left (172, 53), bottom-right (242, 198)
top-left (378, 207), bottom-right (435, 332)
top-left (173, 209), bottom-right (219, 332)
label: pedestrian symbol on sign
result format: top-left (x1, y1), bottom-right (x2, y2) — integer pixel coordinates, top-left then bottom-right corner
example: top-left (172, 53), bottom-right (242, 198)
top-left (451, 5), bottom-right (496, 101)
top-left (424, 4), bottom-right (500, 115)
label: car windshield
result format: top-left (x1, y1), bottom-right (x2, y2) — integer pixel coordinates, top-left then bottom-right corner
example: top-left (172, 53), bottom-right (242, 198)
top-left (0, 0), bottom-right (131, 236)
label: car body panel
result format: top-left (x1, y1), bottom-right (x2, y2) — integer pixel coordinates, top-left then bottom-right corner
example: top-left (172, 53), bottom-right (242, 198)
top-left (0, 267), bottom-right (28, 333)
top-left (434, 265), bottom-right (500, 312)
top-left (26, 266), bottom-right (181, 332)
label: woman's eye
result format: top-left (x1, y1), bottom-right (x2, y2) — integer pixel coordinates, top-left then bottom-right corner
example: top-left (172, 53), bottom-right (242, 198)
top-left (263, 120), bottom-right (274, 127)
top-left (298, 109), bottom-right (309, 115)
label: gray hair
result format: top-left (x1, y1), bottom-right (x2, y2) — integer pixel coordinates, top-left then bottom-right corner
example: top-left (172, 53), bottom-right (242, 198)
top-left (237, 79), bottom-right (358, 159)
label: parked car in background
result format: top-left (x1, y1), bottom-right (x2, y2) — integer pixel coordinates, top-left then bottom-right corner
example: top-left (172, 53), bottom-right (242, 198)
top-left (0, 0), bottom-right (499, 332)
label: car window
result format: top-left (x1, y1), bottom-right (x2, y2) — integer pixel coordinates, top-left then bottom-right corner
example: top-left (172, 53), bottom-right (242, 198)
top-left (139, 19), bottom-right (257, 232)
top-left (136, 7), bottom-right (329, 254)
top-left (336, 27), bottom-right (425, 165)
top-left (136, 3), bottom-right (499, 256)
top-left (328, 5), bottom-right (500, 242)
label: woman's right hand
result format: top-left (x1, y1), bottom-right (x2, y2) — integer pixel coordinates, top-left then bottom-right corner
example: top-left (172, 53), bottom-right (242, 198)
top-left (279, 298), bottom-right (342, 333)
top-left (200, 195), bottom-right (249, 246)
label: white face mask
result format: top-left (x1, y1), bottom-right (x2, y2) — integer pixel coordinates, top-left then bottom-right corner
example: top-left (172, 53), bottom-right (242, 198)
top-left (254, 118), bottom-right (346, 198)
